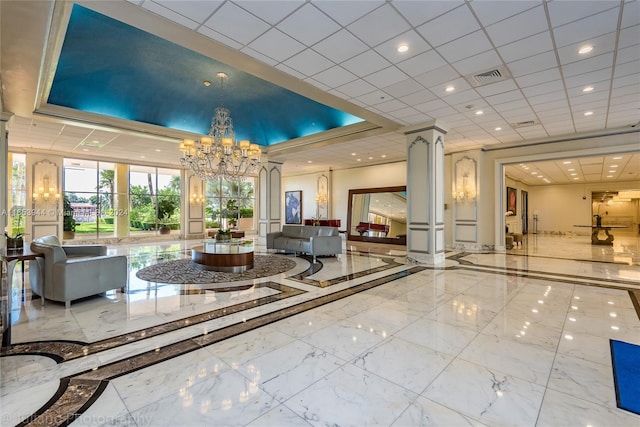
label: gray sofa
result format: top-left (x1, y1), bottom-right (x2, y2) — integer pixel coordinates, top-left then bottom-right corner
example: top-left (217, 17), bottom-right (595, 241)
top-left (29, 235), bottom-right (128, 308)
top-left (267, 225), bottom-right (342, 262)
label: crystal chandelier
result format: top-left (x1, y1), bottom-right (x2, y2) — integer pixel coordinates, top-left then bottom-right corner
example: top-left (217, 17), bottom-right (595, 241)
top-left (180, 72), bottom-right (261, 181)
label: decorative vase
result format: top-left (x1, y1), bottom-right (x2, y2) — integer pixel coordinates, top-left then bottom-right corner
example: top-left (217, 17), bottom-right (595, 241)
top-left (6, 236), bottom-right (23, 250)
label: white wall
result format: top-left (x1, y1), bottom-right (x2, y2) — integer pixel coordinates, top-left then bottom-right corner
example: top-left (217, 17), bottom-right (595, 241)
top-left (529, 182), bottom-right (640, 234)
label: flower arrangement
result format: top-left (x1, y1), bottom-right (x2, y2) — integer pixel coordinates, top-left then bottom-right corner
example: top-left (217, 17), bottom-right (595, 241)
top-left (505, 211), bottom-right (514, 216)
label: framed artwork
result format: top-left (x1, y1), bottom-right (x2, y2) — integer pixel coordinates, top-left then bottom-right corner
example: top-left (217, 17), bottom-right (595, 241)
top-left (285, 190), bottom-right (302, 224)
top-left (506, 187), bottom-right (517, 216)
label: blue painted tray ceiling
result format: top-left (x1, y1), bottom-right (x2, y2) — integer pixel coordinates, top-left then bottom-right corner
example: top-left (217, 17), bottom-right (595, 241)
top-left (48, 4), bottom-right (364, 146)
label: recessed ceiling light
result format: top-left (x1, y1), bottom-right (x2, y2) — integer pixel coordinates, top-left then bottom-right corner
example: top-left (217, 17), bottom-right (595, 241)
top-left (563, 161), bottom-right (572, 164)
top-left (82, 148), bottom-right (89, 152)
top-left (155, 149), bottom-right (161, 152)
top-left (613, 156), bottom-right (622, 160)
top-left (495, 127), bottom-right (502, 131)
top-left (610, 164), bottom-right (618, 167)
top-left (570, 173), bottom-right (577, 176)
top-left (203, 81), bottom-right (211, 87)
top-left (308, 160), bottom-right (312, 163)
top-left (397, 43), bottom-right (409, 53)
top-left (568, 168), bottom-right (575, 171)
top-left (445, 86), bottom-right (455, 92)
top-left (140, 155), bottom-right (145, 159)
top-left (351, 152), bottom-right (356, 156)
top-left (475, 110), bottom-right (483, 115)
top-left (578, 45), bottom-right (593, 54)
top-left (531, 172), bottom-right (538, 175)
top-left (584, 111), bottom-right (594, 116)
top-left (582, 86), bottom-right (594, 92)
top-left (608, 170), bottom-right (615, 173)
top-left (607, 175), bottom-right (613, 178)
top-left (368, 157), bottom-right (373, 160)
top-left (357, 158), bottom-right (361, 162)
top-left (538, 175), bottom-right (545, 178)
top-left (573, 177), bottom-right (580, 180)
top-left (381, 154), bottom-right (386, 158)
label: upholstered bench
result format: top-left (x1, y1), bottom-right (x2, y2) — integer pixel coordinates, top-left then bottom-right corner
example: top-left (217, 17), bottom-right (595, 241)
top-left (512, 233), bottom-right (523, 246)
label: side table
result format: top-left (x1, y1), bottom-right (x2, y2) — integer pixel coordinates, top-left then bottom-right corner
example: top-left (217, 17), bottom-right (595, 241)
top-left (1, 247), bottom-right (44, 348)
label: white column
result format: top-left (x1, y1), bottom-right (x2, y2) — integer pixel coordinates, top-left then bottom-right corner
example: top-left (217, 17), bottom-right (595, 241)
top-left (406, 122), bottom-right (447, 265)
top-left (257, 157), bottom-right (282, 237)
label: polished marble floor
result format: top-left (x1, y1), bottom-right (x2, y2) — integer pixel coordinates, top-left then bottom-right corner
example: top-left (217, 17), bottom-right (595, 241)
top-left (1, 232), bottom-right (639, 426)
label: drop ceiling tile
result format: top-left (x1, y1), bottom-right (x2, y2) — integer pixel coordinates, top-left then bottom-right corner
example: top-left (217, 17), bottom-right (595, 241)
top-left (526, 89), bottom-right (568, 105)
top-left (283, 49), bottom-right (333, 76)
top-left (612, 73), bottom-right (639, 88)
top-left (364, 66), bottom-right (409, 88)
top-left (374, 30), bottom-right (432, 63)
top-left (248, 28), bottom-right (306, 62)
top-left (393, 0), bottom-right (464, 26)
top-left (336, 79), bottom-right (378, 98)
top-left (556, 32), bottom-right (616, 65)
top-left (416, 4), bottom-right (480, 47)
top-left (614, 59), bottom-right (640, 78)
top-left (389, 107), bottom-right (421, 119)
top-left (275, 63), bottom-right (306, 80)
top-left (493, 99), bottom-right (531, 112)
top-left (341, 50), bottom-right (391, 77)
top-left (562, 53), bottom-right (614, 78)
top-left (141, 1), bottom-right (200, 29)
top-left (414, 98), bottom-right (449, 113)
top-left (383, 79), bottom-right (425, 98)
top-left (239, 45), bottom-right (279, 65)
top-left (620, 24), bottom-right (640, 50)
top-left (313, 0), bottom-right (383, 26)
top-left (309, 65), bottom-right (358, 88)
top-left (484, 90), bottom-right (525, 106)
top-left (152, 0), bottom-right (224, 24)
top-left (375, 99), bottom-right (408, 113)
top-left (347, 3), bottom-right (411, 47)
top-left (414, 65), bottom-right (459, 88)
top-left (312, 29), bottom-right (369, 63)
top-left (569, 92), bottom-right (610, 108)
top-left (437, 31), bottom-right (493, 64)
top-left (474, 79), bottom-right (519, 98)
top-left (563, 68), bottom-right (612, 89)
top-left (485, 5), bottom-right (548, 47)
top-left (617, 44), bottom-right (640, 65)
top-left (398, 89), bottom-right (437, 106)
top-left (234, 0), bottom-right (304, 25)
top-left (507, 51), bottom-right (558, 77)
top-left (396, 50), bottom-right (447, 77)
top-left (203, 2), bottom-right (270, 45)
top-left (514, 69), bottom-right (562, 89)
top-left (497, 32), bottom-right (554, 63)
top-left (470, 0), bottom-right (539, 27)
top-left (197, 26), bottom-right (243, 49)
top-left (552, 8), bottom-right (620, 48)
top-left (303, 76), bottom-right (331, 91)
top-left (547, 1), bottom-right (619, 28)
top-left (277, 3), bottom-right (341, 46)
top-left (521, 79), bottom-right (566, 98)
top-left (356, 90), bottom-right (394, 106)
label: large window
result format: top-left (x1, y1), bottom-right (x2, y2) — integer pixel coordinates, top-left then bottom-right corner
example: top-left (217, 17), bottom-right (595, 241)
top-left (7, 153), bottom-right (27, 237)
top-left (205, 178), bottom-right (254, 230)
top-left (129, 166), bottom-right (181, 235)
top-left (63, 159), bottom-right (181, 238)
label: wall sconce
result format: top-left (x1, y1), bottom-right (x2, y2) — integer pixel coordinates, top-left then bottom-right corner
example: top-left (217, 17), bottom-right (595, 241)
top-left (190, 193), bottom-right (204, 205)
top-left (452, 174), bottom-right (476, 203)
top-left (33, 175), bottom-right (60, 203)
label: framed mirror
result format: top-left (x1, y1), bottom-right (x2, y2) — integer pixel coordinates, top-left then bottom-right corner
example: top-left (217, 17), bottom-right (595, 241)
top-left (347, 186), bottom-right (407, 245)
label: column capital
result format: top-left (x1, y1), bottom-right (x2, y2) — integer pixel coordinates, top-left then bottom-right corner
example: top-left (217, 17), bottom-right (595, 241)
top-left (402, 119), bottom-right (448, 136)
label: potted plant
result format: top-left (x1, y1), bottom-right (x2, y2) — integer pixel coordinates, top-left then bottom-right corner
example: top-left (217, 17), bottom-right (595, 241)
top-left (5, 206), bottom-right (25, 249)
top-left (215, 229), bottom-right (232, 242)
top-left (63, 195), bottom-right (76, 240)
top-left (158, 214), bottom-right (172, 234)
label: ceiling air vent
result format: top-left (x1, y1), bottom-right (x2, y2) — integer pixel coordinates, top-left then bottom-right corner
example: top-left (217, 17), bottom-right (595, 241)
top-left (510, 120), bottom-right (539, 129)
top-left (464, 66), bottom-right (512, 87)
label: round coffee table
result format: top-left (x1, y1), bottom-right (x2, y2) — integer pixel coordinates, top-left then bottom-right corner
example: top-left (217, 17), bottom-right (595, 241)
top-left (191, 239), bottom-right (254, 272)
